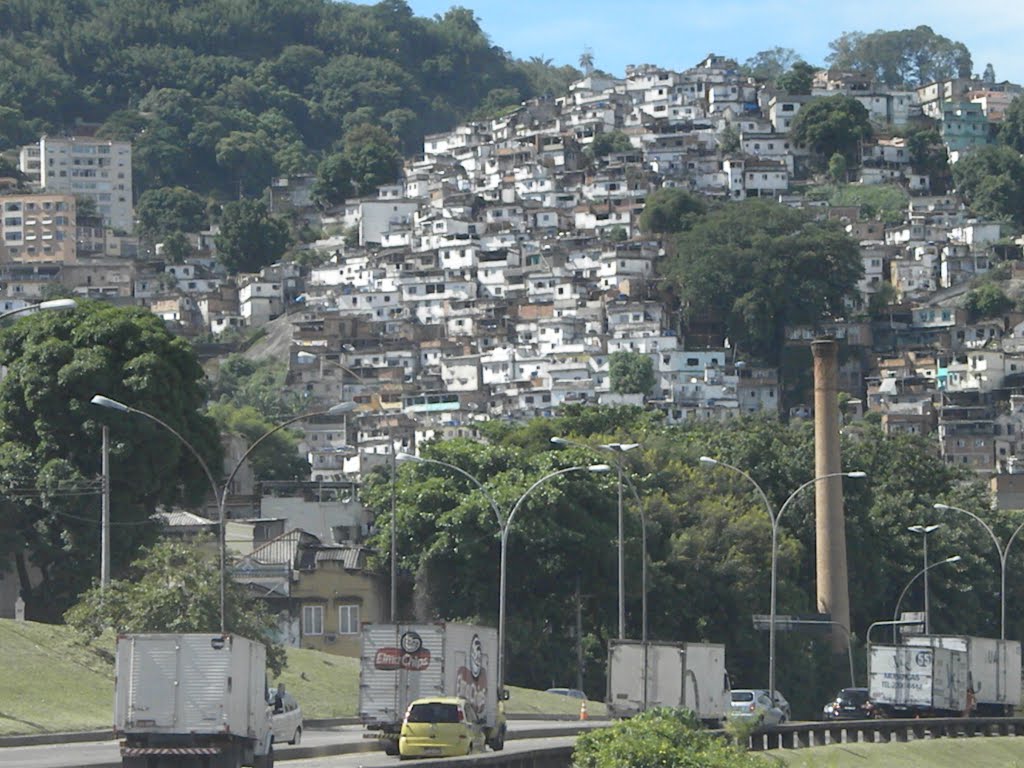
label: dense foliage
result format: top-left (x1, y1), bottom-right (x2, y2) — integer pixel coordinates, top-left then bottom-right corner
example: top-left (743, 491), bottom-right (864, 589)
top-left (0, 301), bottom-right (221, 620)
top-left (360, 406), bottom-right (1000, 717)
top-left (951, 145), bottom-right (1024, 227)
top-left (0, 0), bottom-right (543, 198)
top-left (657, 199), bottom-right (863, 364)
top-left (608, 351), bottom-right (655, 395)
top-left (574, 708), bottom-right (763, 768)
top-left (65, 538), bottom-right (286, 674)
top-left (826, 26), bottom-right (972, 87)
top-left (790, 95), bottom-right (873, 162)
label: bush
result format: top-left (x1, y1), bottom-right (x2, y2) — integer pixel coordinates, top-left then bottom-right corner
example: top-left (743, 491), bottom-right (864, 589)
top-left (573, 708), bottom-right (763, 768)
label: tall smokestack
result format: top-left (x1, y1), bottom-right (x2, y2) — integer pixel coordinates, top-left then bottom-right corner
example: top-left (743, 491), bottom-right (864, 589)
top-left (812, 338), bottom-right (850, 652)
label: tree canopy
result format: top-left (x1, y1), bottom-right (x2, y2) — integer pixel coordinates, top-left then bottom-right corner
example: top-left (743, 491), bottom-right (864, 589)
top-left (214, 199), bottom-right (291, 273)
top-left (0, 301), bottom-right (220, 620)
top-left (65, 538), bottom-right (286, 674)
top-left (608, 351), bottom-right (655, 395)
top-left (790, 95), bottom-right (873, 163)
top-left (826, 26), bottom-right (972, 87)
top-left (951, 145), bottom-right (1024, 227)
top-left (657, 199), bottom-right (863, 364)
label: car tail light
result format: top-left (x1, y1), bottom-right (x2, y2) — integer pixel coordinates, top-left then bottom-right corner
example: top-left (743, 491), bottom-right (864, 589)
top-left (457, 709), bottom-right (464, 722)
top-left (748, 703), bottom-right (755, 712)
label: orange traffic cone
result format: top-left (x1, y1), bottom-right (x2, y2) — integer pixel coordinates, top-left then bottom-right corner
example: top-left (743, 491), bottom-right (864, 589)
top-left (579, 700), bottom-right (588, 720)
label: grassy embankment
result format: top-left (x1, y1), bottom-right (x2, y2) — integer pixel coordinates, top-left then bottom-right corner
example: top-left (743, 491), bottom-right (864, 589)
top-left (0, 619), bottom-right (603, 735)
top-left (763, 737), bottom-right (1024, 767)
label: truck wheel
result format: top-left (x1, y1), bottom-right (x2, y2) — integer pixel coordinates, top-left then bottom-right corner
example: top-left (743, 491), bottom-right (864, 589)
top-left (253, 746), bottom-right (274, 768)
top-left (382, 739), bottom-right (400, 756)
top-left (487, 728), bottom-right (506, 752)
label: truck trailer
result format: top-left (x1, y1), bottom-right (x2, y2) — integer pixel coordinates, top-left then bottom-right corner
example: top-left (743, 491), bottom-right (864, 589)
top-left (868, 643), bottom-right (969, 717)
top-left (358, 622), bottom-right (506, 755)
top-left (607, 639), bottom-right (730, 726)
top-left (114, 633), bottom-right (275, 768)
top-left (902, 635), bottom-right (1021, 715)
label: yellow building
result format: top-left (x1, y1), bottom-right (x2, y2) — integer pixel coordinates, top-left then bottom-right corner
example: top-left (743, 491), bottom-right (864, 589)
top-left (234, 529), bottom-right (386, 657)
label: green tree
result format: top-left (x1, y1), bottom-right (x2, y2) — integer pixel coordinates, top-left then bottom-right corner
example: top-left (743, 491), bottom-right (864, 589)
top-left (659, 199), bottom-right (863, 363)
top-left (341, 123), bottom-right (403, 195)
top-left (608, 351), bottom-right (655, 395)
top-left (207, 402), bottom-right (310, 482)
top-left (904, 127), bottom-right (951, 190)
top-left (776, 60), bottom-right (817, 95)
top-left (209, 354), bottom-right (298, 422)
top-left (637, 188), bottom-right (706, 235)
top-left (215, 130), bottom-right (277, 197)
top-left (135, 186), bottom-right (208, 241)
top-left (828, 152), bottom-right (848, 184)
top-left (952, 145), bottom-right (1024, 226)
top-left (65, 538), bottom-right (286, 675)
top-left (589, 131), bottom-right (633, 159)
top-left (0, 301), bottom-right (220, 620)
top-left (313, 152), bottom-right (354, 207)
top-left (826, 26), bottom-right (972, 86)
top-left (963, 283), bottom-right (1014, 320)
top-left (790, 95), bottom-right (873, 163)
top-left (998, 96), bottom-right (1024, 154)
top-left (742, 48), bottom-right (800, 82)
top-left (575, 708), bottom-right (762, 768)
top-left (214, 199), bottom-right (291, 274)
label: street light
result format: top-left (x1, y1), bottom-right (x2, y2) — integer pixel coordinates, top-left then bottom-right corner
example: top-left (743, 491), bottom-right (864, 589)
top-left (0, 298), bottom-right (77, 322)
top-left (91, 394), bottom-right (356, 634)
top-left (907, 524), bottom-right (941, 633)
top-left (934, 502), bottom-right (1024, 640)
top-left (699, 456), bottom-right (866, 708)
top-left (550, 437), bottom-right (640, 640)
top-left (892, 555), bottom-right (962, 641)
top-left (397, 452), bottom-right (610, 695)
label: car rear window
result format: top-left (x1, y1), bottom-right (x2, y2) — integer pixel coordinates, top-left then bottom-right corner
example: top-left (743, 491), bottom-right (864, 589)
top-left (839, 690), bottom-right (868, 705)
top-left (407, 703), bottom-right (461, 724)
top-left (731, 691), bottom-right (754, 702)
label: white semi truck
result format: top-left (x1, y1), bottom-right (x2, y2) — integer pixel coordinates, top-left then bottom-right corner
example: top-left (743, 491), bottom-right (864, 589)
top-left (358, 622), bottom-right (506, 756)
top-left (606, 639), bottom-right (730, 726)
top-left (114, 633), bottom-right (275, 768)
top-left (903, 635), bottom-right (1021, 716)
top-left (868, 643), bottom-right (969, 717)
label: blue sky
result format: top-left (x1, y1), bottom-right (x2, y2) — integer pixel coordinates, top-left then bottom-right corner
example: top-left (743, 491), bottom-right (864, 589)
top-left (369, 1), bottom-right (1024, 86)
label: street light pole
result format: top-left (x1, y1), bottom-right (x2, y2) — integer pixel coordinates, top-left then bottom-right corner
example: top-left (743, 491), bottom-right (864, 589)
top-left (0, 298), bottom-right (77, 322)
top-left (700, 456), bottom-right (866, 707)
top-left (397, 452), bottom-right (609, 695)
top-left (892, 555), bottom-right (963, 641)
top-left (934, 502), bottom-right (1024, 640)
top-left (907, 524), bottom-right (941, 633)
top-left (91, 394), bottom-right (355, 634)
top-left (550, 438), bottom-right (639, 641)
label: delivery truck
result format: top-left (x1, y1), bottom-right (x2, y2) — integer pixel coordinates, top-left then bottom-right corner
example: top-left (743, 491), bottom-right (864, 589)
top-left (868, 643), bottom-right (969, 717)
top-left (902, 635), bottom-right (1021, 715)
top-left (358, 622), bottom-right (506, 756)
top-left (114, 633), bottom-right (275, 768)
top-left (607, 639), bottom-right (730, 726)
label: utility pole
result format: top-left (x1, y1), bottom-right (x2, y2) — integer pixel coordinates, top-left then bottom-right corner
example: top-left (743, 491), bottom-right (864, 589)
top-left (101, 425), bottom-right (110, 591)
top-left (390, 426), bottom-right (397, 622)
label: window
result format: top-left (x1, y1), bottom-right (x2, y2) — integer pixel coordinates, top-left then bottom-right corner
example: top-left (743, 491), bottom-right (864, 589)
top-left (339, 604), bottom-right (360, 634)
top-left (303, 605), bottom-right (324, 635)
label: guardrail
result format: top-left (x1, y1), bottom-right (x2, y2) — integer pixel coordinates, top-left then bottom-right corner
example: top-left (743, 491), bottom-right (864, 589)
top-left (743, 716), bottom-right (1024, 751)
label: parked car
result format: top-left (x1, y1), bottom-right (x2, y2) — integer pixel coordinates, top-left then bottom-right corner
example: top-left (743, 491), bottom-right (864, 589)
top-left (822, 687), bottom-right (878, 720)
top-left (398, 696), bottom-right (487, 759)
top-left (544, 687), bottom-right (587, 699)
top-left (269, 686), bottom-right (303, 745)
top-left (728, 689), bottom-right (789, 726)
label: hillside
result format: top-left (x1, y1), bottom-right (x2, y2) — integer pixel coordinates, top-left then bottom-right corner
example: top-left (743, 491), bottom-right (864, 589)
top-left (0, 0), bottom-right (576, 199)
top-left (0, 619), bottom-right (602, 736)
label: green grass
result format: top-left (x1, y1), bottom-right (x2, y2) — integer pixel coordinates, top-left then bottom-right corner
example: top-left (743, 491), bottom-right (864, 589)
top-left (762, 737), bottom-right (1024, 767)
top-left (0, 619), bottom-right (605, 735)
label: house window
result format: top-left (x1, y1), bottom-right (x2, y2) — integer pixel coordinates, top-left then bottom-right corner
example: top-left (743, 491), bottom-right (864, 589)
top-left (339, 604), bottom-right (360, 634)
top-left (303, 605), bottom-right (324, 636)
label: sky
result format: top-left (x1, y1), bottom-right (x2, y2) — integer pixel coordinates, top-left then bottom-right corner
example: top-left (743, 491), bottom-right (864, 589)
top-left (366, 0), bottom-right (1024, 86)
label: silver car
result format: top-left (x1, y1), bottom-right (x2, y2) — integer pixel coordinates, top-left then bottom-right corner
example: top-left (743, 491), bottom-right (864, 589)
top-left (728, 688), bottom-right (789, 726)
top-left (269, 689), bottom-right (303, 745)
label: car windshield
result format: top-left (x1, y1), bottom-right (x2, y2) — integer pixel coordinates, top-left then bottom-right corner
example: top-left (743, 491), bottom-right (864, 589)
top-left (407, 703), bottom-right (461, 724)
top-left (838, 690), bottom-right (869, 705)
top-left (731, 691), bottom-right (754, 703)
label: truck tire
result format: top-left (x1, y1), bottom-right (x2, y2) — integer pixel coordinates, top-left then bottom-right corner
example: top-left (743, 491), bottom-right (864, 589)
top-left (253, 746), bottom-right (274, 768)
top-left (382, 738), bottom-right (400, 756)
top-left (487, 727), bottom-right (506, 752)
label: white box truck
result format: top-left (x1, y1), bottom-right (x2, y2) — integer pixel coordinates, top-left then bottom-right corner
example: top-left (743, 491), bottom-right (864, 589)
top-left (607, 640), bottom-right (729, 726)
top-left (903, 635), bottom-right (1021, 715)
top-left (359, 623), bottom-right (506, 755)
top-left (114, 633), bottom-right (275, 768)
top-left (868, 643), bottom-right (969, 717)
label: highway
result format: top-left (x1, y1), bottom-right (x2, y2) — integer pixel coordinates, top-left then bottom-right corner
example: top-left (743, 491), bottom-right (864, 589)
top-left (0, 721), bottom-right (595, 768)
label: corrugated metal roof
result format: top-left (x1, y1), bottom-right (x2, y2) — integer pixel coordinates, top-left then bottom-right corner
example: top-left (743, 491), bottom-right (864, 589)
top-left (315, 545), bottom-right (368, 570)
top-left (154, 510), bottom-right (215, 527)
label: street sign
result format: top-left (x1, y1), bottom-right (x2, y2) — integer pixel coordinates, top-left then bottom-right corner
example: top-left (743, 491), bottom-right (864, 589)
top-left (752, 613), bottom-right (833, 632)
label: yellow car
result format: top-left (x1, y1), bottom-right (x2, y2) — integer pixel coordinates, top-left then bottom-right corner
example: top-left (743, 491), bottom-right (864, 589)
top-left (398, 696), bottom-right (487, 759)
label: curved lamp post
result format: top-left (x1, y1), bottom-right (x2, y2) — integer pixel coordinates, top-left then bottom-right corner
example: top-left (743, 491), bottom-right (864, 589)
top-left (91, 394), bottom-right (355, 634)
top-left (397, 452), bottom-right (609, 696)
top-left (934, 502), bottom-right (1024, 640)
top-left (892, 555), bottom-right (963, 641)
top-left (699, 456), bottom-right (866, 707)
top-left (550, 437), bottom-right (639, 641)
top-left (0, 298), bottom-right (76, 322)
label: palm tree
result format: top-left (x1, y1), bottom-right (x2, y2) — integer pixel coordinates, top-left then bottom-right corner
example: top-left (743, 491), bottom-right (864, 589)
top-left (579, 47), bottom-right (594, 76)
